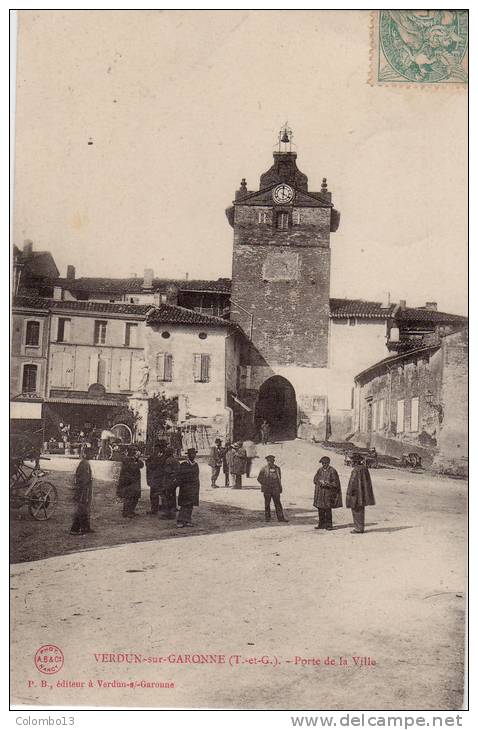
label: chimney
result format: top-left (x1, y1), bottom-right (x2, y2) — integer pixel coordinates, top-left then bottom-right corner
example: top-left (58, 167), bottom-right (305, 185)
top-left (185, 272), bottom-right (189, 281)
top-left (129, 272), bottom-right (137, 278)
top-left (23, 239), bottom-right (33, 257)
top-left (380, 291), bottom-right (391, 309)
top-left (143, 268), bottom-right (154, 290)
top-left (399, 299), bottom-right (406, 309)
top-left (425, 302), bottom-right (438, 311)
top-left (66, 265), bottom-right (76, 281)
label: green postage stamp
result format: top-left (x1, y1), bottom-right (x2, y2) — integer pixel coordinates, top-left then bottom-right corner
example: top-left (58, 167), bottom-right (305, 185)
top-left (371, 10), bottom-right (468, 86)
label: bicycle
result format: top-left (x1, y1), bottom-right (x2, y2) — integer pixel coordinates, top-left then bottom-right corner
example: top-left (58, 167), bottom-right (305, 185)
top-left (10, 457), bottom-right (58, 521)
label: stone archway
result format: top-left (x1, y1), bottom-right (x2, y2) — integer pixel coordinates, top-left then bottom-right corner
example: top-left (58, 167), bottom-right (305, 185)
top-left (255, 376), bottom-right (297, 441)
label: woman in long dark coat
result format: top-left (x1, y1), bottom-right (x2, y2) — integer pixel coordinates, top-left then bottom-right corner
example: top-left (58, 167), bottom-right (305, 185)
top-left (177, 448), bottom-right (200, 527)
top-left (313, 456), bottom-right (342, 531)
top-left (71, 449), bottom-right (94, 534)
top-left (346, 454), bottom-right (375, 534)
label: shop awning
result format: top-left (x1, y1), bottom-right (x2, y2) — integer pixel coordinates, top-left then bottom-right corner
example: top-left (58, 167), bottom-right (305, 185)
top-left (232, 395), bottom-right (251, 412)
top-left (10, 401), bottom-right (43, 419)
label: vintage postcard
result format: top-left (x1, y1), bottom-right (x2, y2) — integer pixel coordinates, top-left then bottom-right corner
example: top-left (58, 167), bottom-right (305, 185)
top-left (10, 9), bottom-right (468, 714)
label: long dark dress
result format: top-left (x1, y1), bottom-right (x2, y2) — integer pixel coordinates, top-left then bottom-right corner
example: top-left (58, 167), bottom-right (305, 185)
top-left (71, 459), bottom-right (93, 533)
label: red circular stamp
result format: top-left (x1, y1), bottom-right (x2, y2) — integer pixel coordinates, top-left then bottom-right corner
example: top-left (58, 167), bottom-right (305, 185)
top-left (34, 645), bottom-right (64, 674)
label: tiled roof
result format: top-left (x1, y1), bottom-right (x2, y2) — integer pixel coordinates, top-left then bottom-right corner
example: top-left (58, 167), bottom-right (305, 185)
top-left (12, 295), bottom-right (153, 317)
top-left (354, 343), bottom-right (442, 383)
top-left (52, 276), bottom-right (232, 294)
top-left (330, 298), bottom-right (395, 319)
top-left (146, 303), bottom-right (233, 328)
top-left (397, 307), bottom-right (467, 324)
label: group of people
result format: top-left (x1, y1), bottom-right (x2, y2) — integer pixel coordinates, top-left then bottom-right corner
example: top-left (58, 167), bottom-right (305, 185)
top-left (207, 437), bottom-right (258, 489)
top-left (70, 438), bottom-right (376, 536)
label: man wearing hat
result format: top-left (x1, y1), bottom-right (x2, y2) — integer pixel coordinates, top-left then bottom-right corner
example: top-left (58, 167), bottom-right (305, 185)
top-left (313, 456), bottom-right (342, 531)
top-left (208, 438), bottom-right (224, 488)
top-left (177, 448), bottom-right (200, 527)
top-left (257, 455), bottom-right (288, 523)
top-left (346, 453), bottom-right (376, 533)
top-left (145, 439), bottom-right (167, 515)
top-left (230, 441), bottom-right (247, 489)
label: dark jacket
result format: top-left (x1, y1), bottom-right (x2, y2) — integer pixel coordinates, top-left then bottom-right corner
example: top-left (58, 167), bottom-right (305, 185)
top-left (257, 464), bottom-right (282, 494)
top-left (177, 459), bottom-right (200, 506)
top-left (224, 447), bottom-right (234, 471)
top-left (313, 466), bottom-right (343, 509)
top-left (117, 457), bottom-right (143, 498)
top-left (208, 445), bottom-right (223, 468)
top-left (73, 460), bottom-right (93, 506)
top-left (146, 453), bottom-right (165, 490)
top-left (162, 455), bottom-right (179, 492)
top-left (346, 465), bottom-right (375, 509)
top-left (231, 447), bottom-right (247, 475)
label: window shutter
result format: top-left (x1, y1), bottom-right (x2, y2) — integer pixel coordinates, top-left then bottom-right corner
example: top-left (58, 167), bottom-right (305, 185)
top-left (201, 354), bottom-right (210, 382)
top-left (119, 357), bottom-right (131, 390)
top-left (156, 353), bottom-right (165, 381)
top-left (131, 356), bottom-right (142, 391)
top-left (411, 397), bottom-right (419, 432)
top-left (164, 354), bottom-right (173, 382)
top-left (64, 319), bottom-right (71, 342)
top-left (63, 351), bottom-right (75, 388)
top-left (89, 353), bottom-right (99, 385)
top-left (193, 354), bottom-right (202, 381)
top-left (98, 356), bottom-right (107, 387)
top-left (50, 351), bottom-right (64, 387)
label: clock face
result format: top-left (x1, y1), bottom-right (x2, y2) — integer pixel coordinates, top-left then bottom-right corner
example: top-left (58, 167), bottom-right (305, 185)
top-left (273, 184), bottom-right (294, 204)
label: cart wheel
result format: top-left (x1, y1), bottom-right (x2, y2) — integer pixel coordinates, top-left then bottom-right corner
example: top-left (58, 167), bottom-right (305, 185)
top-left (28, 481), bottom-right (58, 521)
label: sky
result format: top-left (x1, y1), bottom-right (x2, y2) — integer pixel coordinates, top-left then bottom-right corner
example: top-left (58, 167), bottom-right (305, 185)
top-left (13, 10), bottom-right (467, 314)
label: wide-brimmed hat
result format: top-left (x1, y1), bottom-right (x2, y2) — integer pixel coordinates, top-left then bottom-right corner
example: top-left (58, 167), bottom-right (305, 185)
top-left (265, 454), bottom-right (275, 460)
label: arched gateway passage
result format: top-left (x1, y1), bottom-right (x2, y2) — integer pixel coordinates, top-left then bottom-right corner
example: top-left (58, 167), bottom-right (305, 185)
top-left (255, 376), bottom-right (297, 441)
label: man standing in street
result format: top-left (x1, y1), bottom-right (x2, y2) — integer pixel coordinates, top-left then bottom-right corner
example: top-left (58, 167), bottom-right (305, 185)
top-left (160, 446), bottom-right (179, 520)
top-left (231, 441), bottom-right (247, 489)
top-left (346, 453), bottom-right (376, 534)
top-left (170, 427), bottom-right (183, 458)
top-left (208, 438), bottom-right (223, 488)
top-left (118, 446), bottom-right (144, 518)
top-left (313, 456), bottom-right (342, 531)
top-left (145, 440), bottom-right (167, 515)
top-left (177, 448), bottom-right (200, 527)
top-left (257, 455), bottom-right (288, 523)
top-left (260, 419), bottom-right (270, 445)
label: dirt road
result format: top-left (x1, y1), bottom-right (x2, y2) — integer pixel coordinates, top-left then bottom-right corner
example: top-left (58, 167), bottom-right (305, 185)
top-left (10, 440), bottom-right (466, 709)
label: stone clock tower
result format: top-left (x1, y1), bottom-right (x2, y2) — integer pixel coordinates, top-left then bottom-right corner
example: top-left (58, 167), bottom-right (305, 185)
top-left (225, 127), bottom-right (340, 439)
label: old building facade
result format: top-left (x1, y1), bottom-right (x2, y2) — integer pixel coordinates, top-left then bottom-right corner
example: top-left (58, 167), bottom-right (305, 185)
top-left (353, 329), bottom-right (468, 475)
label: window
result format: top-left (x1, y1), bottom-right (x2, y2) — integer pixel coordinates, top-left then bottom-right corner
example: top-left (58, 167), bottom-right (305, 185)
top-left (161, 331), bottom-right (171, 339)
top-left (349, 317), bottom-right (356, 327)
top-left (378, 399), bottom-right (385, 430)
top-left (156, 353), bottom-right (173, 382)
top-left (25, 320), bottom-right (40, 346)
top-left (160, 293), bottom-right (167, 303)
top-left (277, 212), bottom-right (288, 229)
top-left (98, 357), bottom-right (108, 387)
top-left (194, 353), bottom-right (210, 383)
top-left (411, 397), bottom-right (419, 432)
top-left (57, 318), bottom-right (71, 343)
top-left (258, 211), bottom-right (267, 224)
top-left (397, 399), bottom-right (405, 433)
top-left (198, 332), bottom-right (207, 340)
top-left (94, 320), bottom-right (107, 345)
top-left (292, 210), bottom-right (301, 225)
top-left (124, 322), bottom-right (138, 347)
top-left (22, 364), bottom-right (37, 393)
